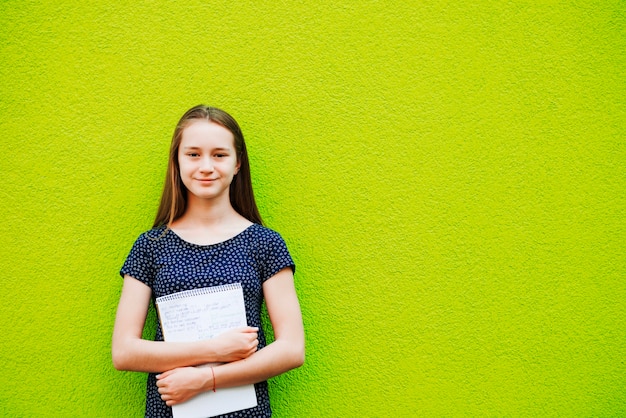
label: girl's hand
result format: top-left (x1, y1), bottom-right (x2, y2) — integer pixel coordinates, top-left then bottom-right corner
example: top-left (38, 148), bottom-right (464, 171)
top-left (210, 327), bottom-right (259, 362)
top-left (156, 367), bottom-right (210, 406)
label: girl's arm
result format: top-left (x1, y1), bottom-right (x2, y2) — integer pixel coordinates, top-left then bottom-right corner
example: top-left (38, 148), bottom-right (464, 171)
top-left (155, 267), bottom-right (305, 406)
top-left (112, 275), bottom-right (259, 373)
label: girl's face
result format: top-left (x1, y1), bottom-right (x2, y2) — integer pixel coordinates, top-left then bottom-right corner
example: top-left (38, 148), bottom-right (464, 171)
top-left (177, 120), bottom-right (240, 202)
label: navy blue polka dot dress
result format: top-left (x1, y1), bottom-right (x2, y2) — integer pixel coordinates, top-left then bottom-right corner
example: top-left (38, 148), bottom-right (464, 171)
top-left (120, 224), bottom-right (295, 418)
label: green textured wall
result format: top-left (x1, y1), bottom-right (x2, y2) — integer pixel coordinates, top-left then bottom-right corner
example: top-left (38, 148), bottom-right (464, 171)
top-left (1, 1), bottom-right (624, 416)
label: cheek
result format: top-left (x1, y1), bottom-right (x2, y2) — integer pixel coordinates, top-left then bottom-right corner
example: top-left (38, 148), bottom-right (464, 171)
top-left (177, 163), bottom-right (193, 186)
top-left (178, 158), bottom-right (193, 174)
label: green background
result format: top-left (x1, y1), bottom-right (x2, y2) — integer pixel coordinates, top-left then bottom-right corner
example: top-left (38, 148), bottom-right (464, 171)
top-left (1, 1), bottom-right (624, 416)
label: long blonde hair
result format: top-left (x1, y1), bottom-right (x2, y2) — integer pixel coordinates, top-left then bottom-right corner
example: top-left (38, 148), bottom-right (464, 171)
top-left (153, 105), bottom-right (263, 227)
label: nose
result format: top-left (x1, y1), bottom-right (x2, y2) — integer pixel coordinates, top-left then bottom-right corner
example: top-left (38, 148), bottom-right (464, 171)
top-left (199, 156), bottom-right (214, 172)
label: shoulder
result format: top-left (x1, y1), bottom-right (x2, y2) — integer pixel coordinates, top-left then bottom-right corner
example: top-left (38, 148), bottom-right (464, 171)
top-left (140, 225), bottom-right (168, 240)
top-left (130, 225), bottom-right (169, 247)
top-left (245, 224), bottom-right (292, 258)
top-left (246, 223), bottom-right (288, 244)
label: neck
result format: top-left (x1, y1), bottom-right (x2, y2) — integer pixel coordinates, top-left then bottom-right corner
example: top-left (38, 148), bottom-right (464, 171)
top-left (178, 193), bottom-right (240, 227)
top-left (169, 192), bottom-right (252, 245)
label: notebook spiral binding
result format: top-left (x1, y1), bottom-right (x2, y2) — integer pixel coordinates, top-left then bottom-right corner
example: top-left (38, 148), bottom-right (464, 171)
top-left (156, 282), bottom-right (242, 304)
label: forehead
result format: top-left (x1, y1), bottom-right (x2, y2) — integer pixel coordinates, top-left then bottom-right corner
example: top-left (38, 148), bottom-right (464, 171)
top-left (180, 120), bottom-right (235, 148)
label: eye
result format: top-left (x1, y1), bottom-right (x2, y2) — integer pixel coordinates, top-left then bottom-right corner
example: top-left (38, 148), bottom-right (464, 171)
top-left (215, 153), bottom-right (228, 158)
top-left (186, 152), bottom-right (200, 158)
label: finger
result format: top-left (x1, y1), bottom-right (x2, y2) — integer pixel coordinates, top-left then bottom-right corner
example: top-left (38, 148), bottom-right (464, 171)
top-left (238, 326), bottom-right (259, 333)
top-left (248, 343), bottom-right (259, 355)
top-left (156, 370), bottom-right (171, 380)
top-left (156, 375), bottom-right (171, 385)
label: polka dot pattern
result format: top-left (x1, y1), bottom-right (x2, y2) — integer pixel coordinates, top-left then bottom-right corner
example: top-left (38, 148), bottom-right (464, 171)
top-left (120, 224), bottom-right (295, 418)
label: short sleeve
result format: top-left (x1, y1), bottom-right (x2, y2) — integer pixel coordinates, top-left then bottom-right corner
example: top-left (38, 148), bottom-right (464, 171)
top-left (257, 229), bottom-right (295, 282)
top-left (120, 232), bottom-right (155, 287)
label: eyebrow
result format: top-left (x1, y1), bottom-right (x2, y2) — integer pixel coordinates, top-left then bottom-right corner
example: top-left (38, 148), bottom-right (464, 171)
top-left (181, 146), bottom-right (233, 151)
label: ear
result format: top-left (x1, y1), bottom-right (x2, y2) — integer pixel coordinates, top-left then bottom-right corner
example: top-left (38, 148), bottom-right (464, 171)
top-left (234, 159), bottom-right (241, 175)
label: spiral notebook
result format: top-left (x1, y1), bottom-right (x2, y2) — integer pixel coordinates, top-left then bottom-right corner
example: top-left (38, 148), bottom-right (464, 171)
top-left (156, 283), bottom-right (257, 418)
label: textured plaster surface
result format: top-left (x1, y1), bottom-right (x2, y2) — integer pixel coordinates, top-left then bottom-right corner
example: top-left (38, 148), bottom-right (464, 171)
top-left (1, 1), bottom-right (624, 416)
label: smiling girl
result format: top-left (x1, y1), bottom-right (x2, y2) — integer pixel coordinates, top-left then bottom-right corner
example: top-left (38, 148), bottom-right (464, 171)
top-left (112, 105), bottom-right (305, 417)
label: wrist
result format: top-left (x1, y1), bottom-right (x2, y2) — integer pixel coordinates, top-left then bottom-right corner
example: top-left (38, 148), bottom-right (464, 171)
top-left (210, 366), bottom-right (217, 392)
top-left (197, 340), bottom-right (218, 363)
top-left (199, 366), bottom-right (215, 393)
